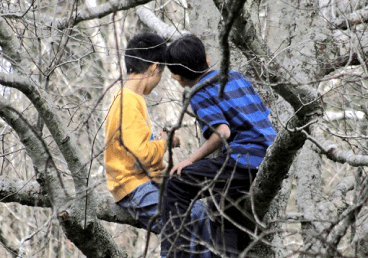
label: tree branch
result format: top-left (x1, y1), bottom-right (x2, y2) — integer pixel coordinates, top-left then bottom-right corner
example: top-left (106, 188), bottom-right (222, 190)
top-left (213, 0), bottom-right (322, 120)
top-left (0, 176), bottom-right (50, 207)
top-left (0, 18), bottom-right (28, 72)
top-left (217, 0), bottom-right (247, 97)
top-left (0, 175), bottom-right (146, 229)
top-left (333, 6), bottom-right (368, 29)
top-left (213, 0), bottom-right (322, 222)
top-left (95, 195), bottom-right (146, 228)
top-left (0, 80), bottom-right (125, 257)
top-left (0, 71), bottom-right (93, 201)
top-left (308, 123), bottom-right (368, 166)
top-left (244, 117), bottom-right (306, 220)
top-left (136, 6), bottom-right (189, 40)
top-left (0, 95), bottom-right (70, 205)
top-left (1, 0), bottom-right (154, 31)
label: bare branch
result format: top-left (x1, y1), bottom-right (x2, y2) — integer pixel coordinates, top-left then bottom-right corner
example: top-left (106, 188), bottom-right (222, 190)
top-left (1, 0), bottom-right (154, 31)
top-left (0, 176), bottom-right (146, 229)
top-left (244, 117), bottom-right (306, 220)
top-left (0, 72), bottom-right (35, 92)
top-left (0, 72), bottom-right (93, 201)
top-left (333, 6), bottom-right (368, 29)
top-left (0, 77), bottom-right (126, 257)
top-left (308, 123), bottom-right (368, 166)
top-left (0, 18), bottom-right (28, 72)
top-left (0, 176), bottom-right (50, 207)
top-left (136, 6), bottom-right (189, 40)
top-left (331, 176), bottom-right (355, 201)
top-left (326, 147), bottom-right (368, 166)
top-left (0, 95), bottom-right (70, 204)
top-left (217, 0), bottom-right (247, 97)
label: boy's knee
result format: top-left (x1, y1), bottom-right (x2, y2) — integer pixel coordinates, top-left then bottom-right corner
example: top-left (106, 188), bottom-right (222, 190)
top-left (191, 200), bottom-right (208, 220)
top-left (165, 175), bottom-right (184, 190)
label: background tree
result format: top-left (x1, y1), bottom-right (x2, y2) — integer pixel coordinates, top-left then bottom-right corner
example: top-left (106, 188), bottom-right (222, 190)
top-left (0, 0), bottom-right (368, 257)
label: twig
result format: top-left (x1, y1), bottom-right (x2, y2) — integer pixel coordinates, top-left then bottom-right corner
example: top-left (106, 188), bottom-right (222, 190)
top-left (17, 216), bottom-right (52, 258)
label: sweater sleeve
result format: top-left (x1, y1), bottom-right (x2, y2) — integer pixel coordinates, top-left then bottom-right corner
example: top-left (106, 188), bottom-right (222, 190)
top-left (121, 102), bottom-right (166, 172)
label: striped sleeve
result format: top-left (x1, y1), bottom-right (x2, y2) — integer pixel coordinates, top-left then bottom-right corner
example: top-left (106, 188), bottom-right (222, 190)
top-left (190, 90), bottom-right (229, 139)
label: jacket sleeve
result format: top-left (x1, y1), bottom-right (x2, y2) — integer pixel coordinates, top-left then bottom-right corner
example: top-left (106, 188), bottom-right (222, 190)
top-left (121, 102), bottom-right (166, 171)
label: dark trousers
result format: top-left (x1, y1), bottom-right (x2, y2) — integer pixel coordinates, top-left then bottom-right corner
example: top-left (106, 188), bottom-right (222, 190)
top-left (161, 155), bottom-right (257, 258)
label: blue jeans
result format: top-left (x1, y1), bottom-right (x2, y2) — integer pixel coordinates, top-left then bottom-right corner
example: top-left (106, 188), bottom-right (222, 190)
top-left (118, 181), bottom-right (212, 258)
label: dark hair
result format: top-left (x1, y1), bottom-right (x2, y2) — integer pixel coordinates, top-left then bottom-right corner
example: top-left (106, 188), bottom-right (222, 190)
top-left (166, 34), bottom-right (209, 80)
top-left (125, 32), bottom-right (167, 74)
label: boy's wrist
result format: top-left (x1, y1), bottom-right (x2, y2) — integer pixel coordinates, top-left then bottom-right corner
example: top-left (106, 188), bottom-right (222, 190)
top-left (159, 139), bottom-right (167, 150)
top-left (159, 131), bottom-right (168, 141)
top-left (187, 156), bottom-right (196, 163)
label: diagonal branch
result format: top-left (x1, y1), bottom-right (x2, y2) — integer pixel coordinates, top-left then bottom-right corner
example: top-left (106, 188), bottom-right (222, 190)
top-left (244, 117), bottom-right (306, 220)
top-left (0, 95), bottom-right (70, 205)
top-left (307, 123), bottom-right (368, 166)
top-left (0, 18), bottom-right (28, 72)
top-left (0, 71), bottom-right (92, 203)
top-left (213, 0), bottom-right (322, 221)
top-left (136, 6), bottom-right (189, 40)
top-left (0, 76), bottom-right (125, 257)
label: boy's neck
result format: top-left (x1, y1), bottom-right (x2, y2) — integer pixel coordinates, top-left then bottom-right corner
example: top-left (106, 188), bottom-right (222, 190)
top-left (124, 73), bottom-right (148, 96)
top-left (187, 71), bottom-right (210, 87)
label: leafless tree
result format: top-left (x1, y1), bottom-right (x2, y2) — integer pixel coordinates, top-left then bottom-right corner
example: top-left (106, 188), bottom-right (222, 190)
top-left (0, 0), bottom-right (368, 257)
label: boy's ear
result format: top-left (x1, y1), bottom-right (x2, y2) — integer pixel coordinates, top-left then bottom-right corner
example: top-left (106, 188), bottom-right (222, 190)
top-left (148, 63), bottom-right (159, 73)
top-left (206, 56), bottom-right (210, 66)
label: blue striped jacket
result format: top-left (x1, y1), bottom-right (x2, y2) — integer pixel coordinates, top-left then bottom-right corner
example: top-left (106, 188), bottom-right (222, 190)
top-left (190, 70), bottom-right (277, 169)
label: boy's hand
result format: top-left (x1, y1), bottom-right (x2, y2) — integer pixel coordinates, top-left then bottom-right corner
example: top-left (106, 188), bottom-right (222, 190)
top-left (159, 130), bottom-right (168, 142)
top-left (160, 128), bottom-right (180, 148)
top-left (172, 136), bottom-right (181, 148)
top-left (170, 159), bottom-right (193, 177)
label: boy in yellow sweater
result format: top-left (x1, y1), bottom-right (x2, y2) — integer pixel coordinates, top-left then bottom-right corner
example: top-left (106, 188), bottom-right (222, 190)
top-left (104, 33), bottom-right (211, 257)
top-left (105, 32), bottom-right (179, 233)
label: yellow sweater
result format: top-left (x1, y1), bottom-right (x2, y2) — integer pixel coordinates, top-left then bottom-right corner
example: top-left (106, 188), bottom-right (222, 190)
top-left (105, 88), bottom-right (166, 202)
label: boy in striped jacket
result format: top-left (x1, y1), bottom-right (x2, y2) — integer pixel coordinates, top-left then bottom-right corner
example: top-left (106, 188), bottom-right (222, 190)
top-left (162, 34), bottom-right (277, 257)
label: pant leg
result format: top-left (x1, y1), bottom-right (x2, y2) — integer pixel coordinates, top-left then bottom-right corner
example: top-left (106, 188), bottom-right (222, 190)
top-left (161, 156), bottom-right (252, 258)
top-left (117, 181), bottom-right (214, 257)
top-left (190, 200), bottom-right (213, 258)
top-left (117, 181), bottom-right (162, 234)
